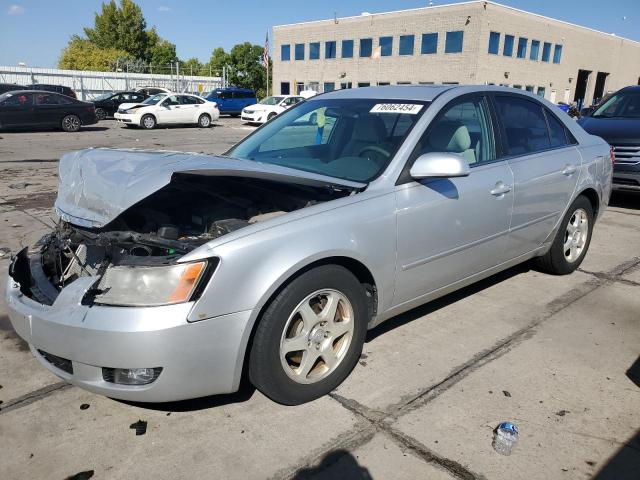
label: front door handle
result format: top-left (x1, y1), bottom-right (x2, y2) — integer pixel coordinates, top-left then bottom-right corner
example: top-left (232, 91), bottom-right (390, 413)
top-left (562, 164), bottom-right (578, 176)
top-left (490, 182), bottom-right (512, 196)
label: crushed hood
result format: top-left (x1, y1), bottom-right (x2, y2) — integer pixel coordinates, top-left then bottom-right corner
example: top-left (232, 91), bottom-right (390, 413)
top-left (55, 148), bottom-right (365, 228)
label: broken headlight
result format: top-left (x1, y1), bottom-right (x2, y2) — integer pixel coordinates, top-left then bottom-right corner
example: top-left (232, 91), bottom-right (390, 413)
top-left (93, 261), bottom-right (208, 307)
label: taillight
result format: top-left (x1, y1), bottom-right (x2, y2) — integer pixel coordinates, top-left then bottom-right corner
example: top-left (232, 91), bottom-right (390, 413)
top-left (87, 106), bottom-right (95, 113)
top-left (610, 146), bottom-right (615, 165)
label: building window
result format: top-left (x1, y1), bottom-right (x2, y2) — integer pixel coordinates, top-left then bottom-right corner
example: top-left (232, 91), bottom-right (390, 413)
top-left (488, 31), bottom-right (500, 54)
top-left (340, 82), bottom-right (352, 89)
top-left (553, 44), bottom-right (563, 64)
top-left (325, 41), bottom-right (336, 59)
top-left (517, 38), bottom-right (527, 59)
top-left (530, 40), bottom-right (540, 60)
top-left (357, 82), bottom-right (371, 87)
top-left (281, 45), bottom-right (290, 61)
top-left (525, 85), bottom-right (534, 92)
top-left (295, 43), bottom-right (305, 60)
top-left (377, 82), bottom-right (390, 86)
top-left (445, 31), bottom-right (463, 53)
top-left (280, 82), bottom-right (290, 95)
top-left (342, 40), bottom-right (354, 58)
top-left (296, 82), bottom-right (304, 94)
top-left (360, 38), bottom-right (373, 57)
top-left (421, 32), bottom-right (438, 54)
top-left (503, 35), bottom-right (514, 56)
top-left (397, 81), bottom-right (412, 85)
top-left (309, 42), bottom-right (320, 60)
top-left (399, 35), bottom-right (414, 55)
top-left (323, 82), bottom-right (335, 92)
top-left (541, 42), bottom-right (551, 62)
top-left (379, 36), bottom-right (393, 56)
top-left (537, 86), bottom-right (546, 97)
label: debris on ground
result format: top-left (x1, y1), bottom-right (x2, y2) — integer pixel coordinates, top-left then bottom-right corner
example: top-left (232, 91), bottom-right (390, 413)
top-left (555, 410), bottom-right (570, 417)
top-left (166, 412), bottom-right (171, 416)
top-left (65, 470), bottom-right (94, 480)
top-left (80, 404), bottom-right (90, 410)
top-left (492, 422), bottom-right (519, 456)
top-left (9, 182), bottom-right (32, 189)
top-left (0, 247), bottom-right (10, 258)
top-left (502, 390), bottom-right (511, 397)
top-left (129, 420), bottom-right (147, 436)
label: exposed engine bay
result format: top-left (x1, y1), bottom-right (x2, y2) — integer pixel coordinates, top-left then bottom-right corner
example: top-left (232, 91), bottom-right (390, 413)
top-left (11, 175), bottom-right (354, 305)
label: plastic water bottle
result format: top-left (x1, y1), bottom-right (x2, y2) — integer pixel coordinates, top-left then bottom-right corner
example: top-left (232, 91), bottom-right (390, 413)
top-left (492, 422), bottom-right (519, 455)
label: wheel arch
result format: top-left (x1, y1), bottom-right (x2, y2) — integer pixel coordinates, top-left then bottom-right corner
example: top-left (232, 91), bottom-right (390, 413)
top-left (235, 255), bottom-right (379, 389)
top-left (577, 187), bottom-right (600, 218)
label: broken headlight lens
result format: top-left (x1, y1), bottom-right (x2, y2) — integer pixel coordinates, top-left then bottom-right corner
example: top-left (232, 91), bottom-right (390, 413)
top-left (93, 261), bottom-right (207, 307)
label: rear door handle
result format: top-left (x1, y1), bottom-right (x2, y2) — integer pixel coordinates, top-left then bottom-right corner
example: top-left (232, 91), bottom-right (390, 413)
top-left (490, 182), bottom-right (512, 196)
top-left (562, 164), bottom-right (578, 176)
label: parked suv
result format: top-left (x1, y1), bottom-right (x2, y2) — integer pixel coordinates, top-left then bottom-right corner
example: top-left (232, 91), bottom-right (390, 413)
top-left (205, 87), bottom-right (257, 116)
top-left (0, 83), bottom-right (27, 94)
top-left (578, 86), bottom-right (640, 193)
top-left (26, 84), bottom-right (77, 99)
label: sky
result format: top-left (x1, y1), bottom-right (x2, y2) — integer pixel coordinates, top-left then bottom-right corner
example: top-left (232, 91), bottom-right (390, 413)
top-left (0, 0), bottom-right (639, 68)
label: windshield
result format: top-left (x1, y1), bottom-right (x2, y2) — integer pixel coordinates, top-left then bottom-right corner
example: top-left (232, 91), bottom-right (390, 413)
top-left (592, 91), bottom-right (640, 118)
top-left (93, 92), bottom-right (114, 101)
top-left (259, 96), bottom-right (284, 105)
top-left (142, 93), bottom-right (167, 105)
top-left (226, 98), bottom-right (428, 183)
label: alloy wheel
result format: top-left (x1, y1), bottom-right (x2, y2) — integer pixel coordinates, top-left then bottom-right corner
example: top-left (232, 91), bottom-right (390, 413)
top-left (279, 289), bottom-right (354, 384)
top-left (563, 208), bottom-right (588, 262)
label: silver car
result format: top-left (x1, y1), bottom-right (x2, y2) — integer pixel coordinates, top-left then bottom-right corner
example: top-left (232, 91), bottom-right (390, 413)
top-left (6, 86), bottom-right (612, 405)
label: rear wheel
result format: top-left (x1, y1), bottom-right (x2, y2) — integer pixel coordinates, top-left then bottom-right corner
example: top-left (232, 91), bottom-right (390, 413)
top-left (61, 114), bottom-right (81, 132)
top-left (249, 265), bottom-right (368, 405)
top-left (141, 114), bottom-right (156, 129)
top-left (197, 113), bottom-right (211, 128)
top-left (536, 195), bottom-right (594, 275)
top-left (95, 108), bottom-right (107, 120)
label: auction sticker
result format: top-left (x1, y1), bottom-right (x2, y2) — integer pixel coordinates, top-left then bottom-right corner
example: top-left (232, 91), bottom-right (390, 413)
top-left (370, 103), bottom-right (423, 114)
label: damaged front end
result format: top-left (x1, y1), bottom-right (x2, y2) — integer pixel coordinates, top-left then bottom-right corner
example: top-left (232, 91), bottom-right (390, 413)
top-left (10, 169), bottom-right (355, 308)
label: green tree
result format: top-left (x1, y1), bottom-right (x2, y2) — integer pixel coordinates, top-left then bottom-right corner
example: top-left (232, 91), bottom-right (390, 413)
top-left (207, 47), bottom-right (229, 76)
top-left (146, 27), bottom-right (177, 67)
top-left (181, 57), bottom-right (205, 76)
top-left (84, 0), bottom-right (148, 60)
top-left (59, 36), bottom-right (128, 71)
top-left (227, 42), bottom-right (268, 94)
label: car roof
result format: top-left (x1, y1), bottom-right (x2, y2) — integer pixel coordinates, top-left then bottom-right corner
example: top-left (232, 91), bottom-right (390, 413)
top-left (3, 90), bottom-right (67, 95)
top-left (216, 87), bottom-right (254, 92)
top-left (317, 85), bottom-right (456, 101)
top-left (619, 85), bottom-right (640, 93)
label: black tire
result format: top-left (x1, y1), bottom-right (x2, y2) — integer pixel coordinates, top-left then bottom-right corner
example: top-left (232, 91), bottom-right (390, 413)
top-left (197, 113), bottom-right (212, 128)
top-left (61, 114), bottom-right (81, 132)
top-left (249, 265), bottom-right (368, 405)
top-left (267, 112), bottom-right (277, 121)
top-left (536, 195), bottom-right (594, 275)
top-left (95, 108), bottom-right (107, 120)
top-left (140, 114), bottom-right (156, 129)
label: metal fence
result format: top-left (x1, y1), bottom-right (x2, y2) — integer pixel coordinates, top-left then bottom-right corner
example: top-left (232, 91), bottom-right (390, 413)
top-left (0, 66), bottom-right (225, 100)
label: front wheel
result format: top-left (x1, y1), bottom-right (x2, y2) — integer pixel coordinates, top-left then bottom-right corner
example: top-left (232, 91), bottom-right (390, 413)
top-left (140, 114), bottom-right (156, 129)
top-left (536, 195), bottom-right (594, 275)
top-left (61, 114), bottom-right (81, 132)
top-left (197, 113), bottom-right (211, 128)
top-left (249, 265), bottom-right (368, 405)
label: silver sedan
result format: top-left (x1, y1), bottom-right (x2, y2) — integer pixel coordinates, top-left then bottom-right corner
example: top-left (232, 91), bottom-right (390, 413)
top-left (6, 86), bottom-right (612, 404)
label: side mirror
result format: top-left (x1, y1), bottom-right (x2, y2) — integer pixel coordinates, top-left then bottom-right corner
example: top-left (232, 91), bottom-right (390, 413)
top-left (409, 152), bottom-right (471, 179)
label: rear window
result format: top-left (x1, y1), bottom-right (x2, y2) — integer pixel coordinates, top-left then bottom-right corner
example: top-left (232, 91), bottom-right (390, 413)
top-left (494, 96), bottom-right (551, 155)
top-left (544, 109), bottom-right (570, 148)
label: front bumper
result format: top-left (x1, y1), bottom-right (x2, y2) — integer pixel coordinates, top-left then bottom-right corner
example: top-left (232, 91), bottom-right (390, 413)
top-left (241, 111), bottom-right (265, 123)
top-left (5, 272), bottom-right (252, 402)
top-left (114, 112), bottom-right (139, 124)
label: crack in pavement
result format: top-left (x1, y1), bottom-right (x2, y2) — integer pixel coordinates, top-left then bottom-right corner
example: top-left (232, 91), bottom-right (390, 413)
top-left (577, 268), bottom-right (640, 287)
top-left (0, 382), bottom-right (72, 415)
top-left (279, 256), bottom-right (640, 479)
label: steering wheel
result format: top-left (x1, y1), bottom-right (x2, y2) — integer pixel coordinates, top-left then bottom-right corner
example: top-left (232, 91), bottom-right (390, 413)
top-left (357, 145), bottom-right (391, 159)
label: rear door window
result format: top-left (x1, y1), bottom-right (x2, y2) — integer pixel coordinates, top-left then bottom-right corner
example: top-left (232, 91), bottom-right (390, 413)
top-left (544, 109), bottom-right (570, 148)
top-left (494, 96), bottom-right (551, 155)
top-left (35, 93), bottom-right (62, 105)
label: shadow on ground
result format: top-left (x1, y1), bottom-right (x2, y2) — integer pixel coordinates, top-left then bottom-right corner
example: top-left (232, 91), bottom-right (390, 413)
top-left (291, 449), bottom-right (373, 480)
top-left (609, 192), bottom-right (640, 211)
top-left (366, 262), bottom-right (530, 342)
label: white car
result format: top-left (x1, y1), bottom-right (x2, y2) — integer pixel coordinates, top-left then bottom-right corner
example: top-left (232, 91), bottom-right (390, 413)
top-left (114, 93), bottom-right (220, 129)
top-left (241, 95), bottom-right (304, 124)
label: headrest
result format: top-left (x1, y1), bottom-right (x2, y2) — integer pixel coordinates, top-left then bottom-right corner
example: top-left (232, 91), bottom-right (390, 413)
top-left (352, 115), bottom-right (386, 143)
top-left (428, 121), bottom-right (471, 152)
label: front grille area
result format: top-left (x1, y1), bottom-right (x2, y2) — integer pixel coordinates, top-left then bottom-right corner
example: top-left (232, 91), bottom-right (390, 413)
top-left (37, 350), bottom-right (73, 375)
top-left (612, 144), bottom-right (640, 165)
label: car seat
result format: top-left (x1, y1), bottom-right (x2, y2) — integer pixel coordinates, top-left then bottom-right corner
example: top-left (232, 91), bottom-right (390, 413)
top-left (426, 120), bottom-right (477, 164)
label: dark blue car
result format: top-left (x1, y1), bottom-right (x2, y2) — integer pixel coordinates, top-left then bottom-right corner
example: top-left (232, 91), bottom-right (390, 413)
top-left (205, 87), bottom-right (257, 116)
top-left (578, 86), bottom-right (640, 193)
